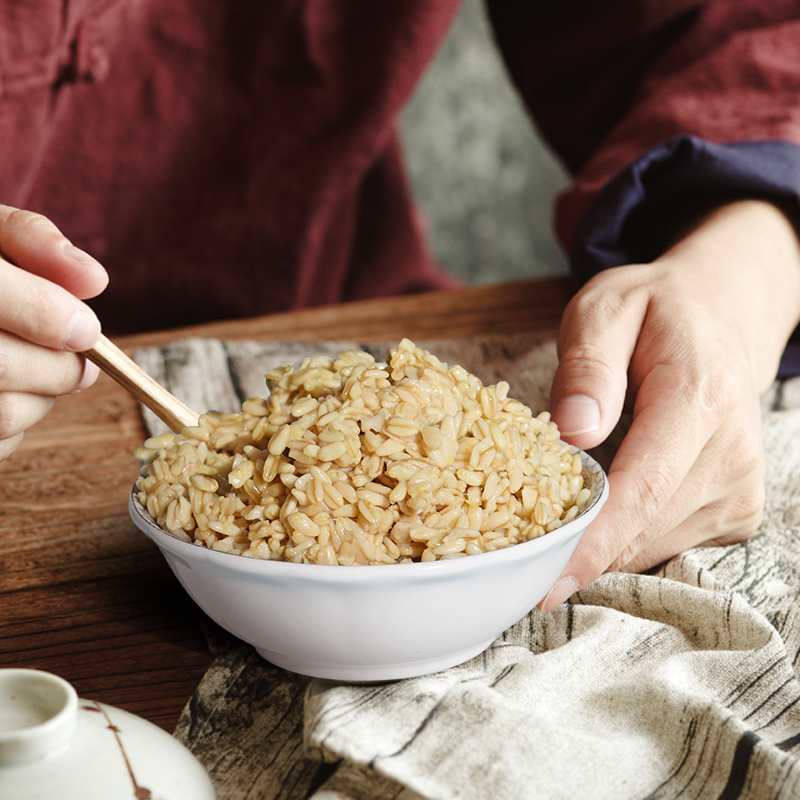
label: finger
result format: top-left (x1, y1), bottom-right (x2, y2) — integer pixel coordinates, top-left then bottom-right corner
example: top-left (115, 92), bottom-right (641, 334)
top-left (615, 487), bottom-right (764, 573)
top-left (0, 392), bottom-right (57, 441)
top-left (549, 273), bottom-right (650, 451)
top-left (0, 432), bottom-right (25, 463)
top-left (541, 362), bottom-right (720, 612)
top-left (0, 260), bottom-right (101, 351)
top-left (0, 331), bottom-right (100, 394)
top-left (612, 410), bottom-right (765, 572)
top-left (0, 205), bottom-right (108, 299)
top-left (570, 366), bottom-right (713, 571)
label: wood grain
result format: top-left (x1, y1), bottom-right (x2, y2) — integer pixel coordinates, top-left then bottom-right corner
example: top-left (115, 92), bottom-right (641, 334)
top-left (0, 278), bottom-right (573, 732)
top-left (118, 278), bottom-right (575, 349)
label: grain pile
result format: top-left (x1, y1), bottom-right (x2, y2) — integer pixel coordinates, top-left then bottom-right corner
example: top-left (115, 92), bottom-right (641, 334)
top-left (135, 339), bottom-right (590, 564)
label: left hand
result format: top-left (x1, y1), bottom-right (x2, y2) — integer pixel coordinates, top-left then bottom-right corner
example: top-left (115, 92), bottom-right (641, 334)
top-left (540, 200), bottom-right (800, 611)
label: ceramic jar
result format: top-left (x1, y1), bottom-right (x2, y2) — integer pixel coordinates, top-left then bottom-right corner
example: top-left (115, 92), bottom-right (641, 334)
top-left (0, 669), bottom-right (215, 799)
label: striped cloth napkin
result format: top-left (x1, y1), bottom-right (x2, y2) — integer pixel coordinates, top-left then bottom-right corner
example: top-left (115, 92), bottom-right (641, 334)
top-left (135, 332), bottom-right (800, 800)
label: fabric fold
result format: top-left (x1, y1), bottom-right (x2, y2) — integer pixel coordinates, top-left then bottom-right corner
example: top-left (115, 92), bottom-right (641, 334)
top-left (304, 567), bottom-right (799, 800)
top-left (131, 334), bottom-right (800, 800)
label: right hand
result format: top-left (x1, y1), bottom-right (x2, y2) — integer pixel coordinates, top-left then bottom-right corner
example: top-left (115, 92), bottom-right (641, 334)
top-left (541, 199), bottom-right (800, 611)
top-left (0, 204), bottom-right (108, 461)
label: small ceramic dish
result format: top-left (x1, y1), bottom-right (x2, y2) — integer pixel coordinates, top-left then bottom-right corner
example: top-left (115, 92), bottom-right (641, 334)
top-left (0, 669), bottom-right (214, 799)
top-left (130, 448), bottom-right (607, 682)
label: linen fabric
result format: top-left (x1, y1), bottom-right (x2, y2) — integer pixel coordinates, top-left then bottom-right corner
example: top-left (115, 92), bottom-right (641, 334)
top-left (0, 1), bottom-right (462, 334)
top-left (487, 0), bottom-right (800, 266)
top-left (134, 333), bottom-right (800, 800)
top-left (3, 2), bottom-right (800, 334)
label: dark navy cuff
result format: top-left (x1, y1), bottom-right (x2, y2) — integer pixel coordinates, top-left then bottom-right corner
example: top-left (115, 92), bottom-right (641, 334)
top-left (571, 136), bottom-right (800, 278)
top-left (779, 343), bottom-right (800, 380)
top-left (570, 135), bottom-right (800, 377)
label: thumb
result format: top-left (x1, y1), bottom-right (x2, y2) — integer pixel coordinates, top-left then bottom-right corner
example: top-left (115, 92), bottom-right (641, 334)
top-left (549, 283), bottom-right (647, 451)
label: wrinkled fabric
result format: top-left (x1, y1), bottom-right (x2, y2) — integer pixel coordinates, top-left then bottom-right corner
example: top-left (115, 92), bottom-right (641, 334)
top-left (569, 137), bottom-right (800, 281)
top-left (3, 1), bottom-right (800, 334)
top-left (301, 402), bottom-right (800, 800)
top-left (0, 1), bottom-right (462, 334)
top-left (488, 0), bottom-right (800, 251)
top-left (133, 334), bottom-right (800, 800)
top-left (488, 0), bottom-right (800, 377)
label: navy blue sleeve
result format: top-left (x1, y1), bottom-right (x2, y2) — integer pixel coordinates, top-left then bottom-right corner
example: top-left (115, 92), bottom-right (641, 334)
top-left (569, 135), bottom-right (800, 378)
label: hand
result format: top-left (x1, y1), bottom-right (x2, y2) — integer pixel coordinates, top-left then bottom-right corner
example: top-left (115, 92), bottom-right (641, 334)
top-left (541, 200), bottom-right (800, 611)
top-left (0, 205), bottom-right (108, 461)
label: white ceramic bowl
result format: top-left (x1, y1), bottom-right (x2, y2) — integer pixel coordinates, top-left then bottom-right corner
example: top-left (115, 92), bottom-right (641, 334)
top-left (129, 448), bottom-right (608, 682)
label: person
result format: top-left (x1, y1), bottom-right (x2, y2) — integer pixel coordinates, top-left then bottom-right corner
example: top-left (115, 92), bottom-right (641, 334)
top-left (1, 1), bottom-right (799, 611)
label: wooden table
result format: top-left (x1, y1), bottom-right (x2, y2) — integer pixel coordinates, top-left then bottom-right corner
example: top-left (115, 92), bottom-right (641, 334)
top-left (0, 277), bottom-right (574, 732)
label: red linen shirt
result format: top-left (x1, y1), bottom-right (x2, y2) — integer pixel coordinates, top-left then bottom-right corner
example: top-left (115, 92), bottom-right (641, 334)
top-left (0, 1), bottom-right (462, 334)
top-left (2, 1), bottom-right (800, 334)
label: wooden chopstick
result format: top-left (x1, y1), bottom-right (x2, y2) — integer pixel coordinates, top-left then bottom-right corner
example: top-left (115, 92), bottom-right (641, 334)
top-left (84, 334), bottom-right (200, 433)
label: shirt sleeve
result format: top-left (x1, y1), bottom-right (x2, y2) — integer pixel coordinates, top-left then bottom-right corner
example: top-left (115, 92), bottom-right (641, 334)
top-left (569, 136), bottom-right (800, 281)
top-left (486, 0), bottom-right (800, 267)
top-left (488, 0), bottom-right (800, 376)
top-left (569, 136), bottom-right (800, 379)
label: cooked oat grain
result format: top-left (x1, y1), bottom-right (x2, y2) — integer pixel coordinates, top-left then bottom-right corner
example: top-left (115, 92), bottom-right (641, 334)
top-left (135, 339), bottom-right (590, 564)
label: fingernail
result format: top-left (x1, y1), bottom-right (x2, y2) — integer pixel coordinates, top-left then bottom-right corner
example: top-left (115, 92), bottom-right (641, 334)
top-left (553, 395), bottom-right (600, 437)
top-left (63, 308), bottom-right (100, 351)
top-left (60, 240), bottom-right (103, 270)
top-left (540, 576), bottom-right (581, 614)
top-left (74, 360), bottom-right (100, 393)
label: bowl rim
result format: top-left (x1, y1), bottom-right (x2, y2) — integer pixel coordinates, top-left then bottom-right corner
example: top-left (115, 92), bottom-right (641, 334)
top-left (130, 446), bottom-right (608, 577)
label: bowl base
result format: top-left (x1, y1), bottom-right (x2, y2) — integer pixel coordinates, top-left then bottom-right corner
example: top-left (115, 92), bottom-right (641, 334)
top-left (255, 638), bottom-right (497, 682)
